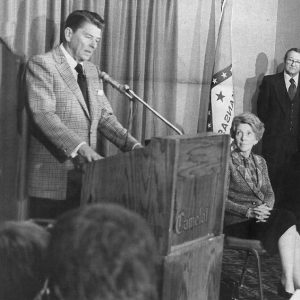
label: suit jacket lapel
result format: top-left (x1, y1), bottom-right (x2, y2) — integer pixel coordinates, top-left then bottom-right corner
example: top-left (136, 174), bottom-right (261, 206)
top-left (275, 72), bottom-right (292, 116)
top-left (252, 155), bottom-right (265, 200)
top-left (232, 152), bottom-right (265, 201)
top-left (236, 163), bottom-right (256, 192)
top-left (84, 62), bottom-right (99, 122)
top-left (232, 151), bottom-right (250, 185)
top-left (52, 46), bottom-right (91, 119)
top-left (253, 154), bottom-right (263, 188)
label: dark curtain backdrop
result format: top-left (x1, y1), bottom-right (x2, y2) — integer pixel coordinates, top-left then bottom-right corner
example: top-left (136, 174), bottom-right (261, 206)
top-left (0, 0), bottom-right (180, 221)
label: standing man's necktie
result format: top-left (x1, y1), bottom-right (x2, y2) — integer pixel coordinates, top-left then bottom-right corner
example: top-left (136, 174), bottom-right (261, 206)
top-left (288, 77), bottom-right (297, 100)
top-left (75, 64), bottom-right (89, 111)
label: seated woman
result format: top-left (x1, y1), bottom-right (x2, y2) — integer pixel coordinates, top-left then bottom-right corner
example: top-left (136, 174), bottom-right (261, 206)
top-left (224, 112), bottom-right (300, 298)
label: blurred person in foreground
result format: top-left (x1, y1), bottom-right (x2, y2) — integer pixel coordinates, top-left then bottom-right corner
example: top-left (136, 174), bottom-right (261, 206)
top-left (46, 203), bottom-right (159, 300)
top-left (0, 221), bottom-right (49, 300)
top-left (224, 112), bottom-right (300, 298)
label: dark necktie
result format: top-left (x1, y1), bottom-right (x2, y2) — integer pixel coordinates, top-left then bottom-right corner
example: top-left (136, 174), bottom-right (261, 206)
top-left (288, 78), bottom-right (297, 100)
top-left (75, 64), bottom-right (89, 110)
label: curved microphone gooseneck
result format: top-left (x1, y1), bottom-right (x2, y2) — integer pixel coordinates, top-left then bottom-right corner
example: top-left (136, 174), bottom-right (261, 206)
top-left (97, 69), bottom-right (183, 136)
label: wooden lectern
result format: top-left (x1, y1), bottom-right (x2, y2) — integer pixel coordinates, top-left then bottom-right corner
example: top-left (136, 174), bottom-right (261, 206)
top-left (81, 133), bottom-right (230, 300)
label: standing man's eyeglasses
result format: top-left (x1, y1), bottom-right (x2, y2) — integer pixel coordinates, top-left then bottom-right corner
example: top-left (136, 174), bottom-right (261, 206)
top-left (286, 58), bottom-right (300, 65)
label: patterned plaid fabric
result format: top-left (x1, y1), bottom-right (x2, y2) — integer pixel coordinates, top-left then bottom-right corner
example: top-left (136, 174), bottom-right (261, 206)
top-left (225, 149), bottom-right (275, 226)
top-left (243, 154), bottom-right (258, 187)
top-left (26, 46), bottom-right (139, 200)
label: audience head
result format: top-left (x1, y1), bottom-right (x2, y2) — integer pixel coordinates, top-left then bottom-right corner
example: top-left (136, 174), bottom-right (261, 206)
top-left (230, 112), bottom-right (265, 141)
top-left (0, 221), bottom-right (49, 300)
top-left (47, 203), bottom-right (159, 300)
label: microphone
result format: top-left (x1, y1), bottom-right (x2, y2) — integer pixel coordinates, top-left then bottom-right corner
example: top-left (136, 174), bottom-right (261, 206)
top-left (97, 69), bottom-right (183, 135)
top-left (97, 70), bottom-right (130, 97)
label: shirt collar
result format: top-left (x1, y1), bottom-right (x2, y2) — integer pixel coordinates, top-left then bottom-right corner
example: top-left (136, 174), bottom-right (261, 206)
top-left (284, 71), bottom-right (298, 88)
top-left (231, 148), bottom-right (253, 165)
top-left (60, 44), bottom-right (84, 76)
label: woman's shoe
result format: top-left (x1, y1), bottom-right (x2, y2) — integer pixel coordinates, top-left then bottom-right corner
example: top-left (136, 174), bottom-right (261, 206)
top-left (277, 283), bottom-right (293, 299)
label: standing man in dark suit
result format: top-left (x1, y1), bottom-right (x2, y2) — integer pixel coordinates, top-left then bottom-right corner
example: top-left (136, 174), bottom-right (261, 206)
top-left (25, 10), bottom-right (141, 219)
top-left (257, 48), bottom-right (300, 206)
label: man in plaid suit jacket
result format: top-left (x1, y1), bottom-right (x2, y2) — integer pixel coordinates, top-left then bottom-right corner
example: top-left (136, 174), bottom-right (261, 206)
top-left (25, 10), bottom-right (141, 218)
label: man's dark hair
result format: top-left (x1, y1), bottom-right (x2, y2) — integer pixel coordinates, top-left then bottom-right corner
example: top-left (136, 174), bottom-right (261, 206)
top-left (47, 203), bottom-right (159, 300)
top-left (65, 10), bottom-right (105, 32)
top-left (0, 221), bottom-right (49, 300)
top-left (284, 47), bottom-right (300, 62)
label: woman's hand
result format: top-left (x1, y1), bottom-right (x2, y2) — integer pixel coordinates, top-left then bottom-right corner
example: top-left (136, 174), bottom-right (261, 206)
top-left (248, 204), bottom-right (272, 222)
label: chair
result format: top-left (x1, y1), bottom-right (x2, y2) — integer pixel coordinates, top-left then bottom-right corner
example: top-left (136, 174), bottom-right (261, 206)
top-left (224, 236), bottom-right (267, 300)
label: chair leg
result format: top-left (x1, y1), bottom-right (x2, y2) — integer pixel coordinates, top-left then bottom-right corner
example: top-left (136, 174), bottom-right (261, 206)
top-left (240, 250), bottom-right (250, 287)
top-left (251, 249), bottom-right (264, 300)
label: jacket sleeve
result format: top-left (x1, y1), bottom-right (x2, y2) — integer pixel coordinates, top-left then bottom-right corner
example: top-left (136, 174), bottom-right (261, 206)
top-left (225, 195), bottom-right (249, 217)
top-left (97, 98), bottom-right (140, 152)
top-left (225, 161), bottom-right (249, 217)
top-left (261, 157), bottom-right (275, 208)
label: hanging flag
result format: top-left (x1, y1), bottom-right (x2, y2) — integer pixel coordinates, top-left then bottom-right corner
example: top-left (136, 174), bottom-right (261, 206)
top-left (207, 0), bottom-right (234, 134)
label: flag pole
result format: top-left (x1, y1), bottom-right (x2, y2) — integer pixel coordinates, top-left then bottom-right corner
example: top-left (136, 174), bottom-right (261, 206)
top-left (207, 0), bottom-right (234, 135)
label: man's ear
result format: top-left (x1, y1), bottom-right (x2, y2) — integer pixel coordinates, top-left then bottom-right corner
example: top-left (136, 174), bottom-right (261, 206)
top-left (64, 27), bottom-right (73, 42)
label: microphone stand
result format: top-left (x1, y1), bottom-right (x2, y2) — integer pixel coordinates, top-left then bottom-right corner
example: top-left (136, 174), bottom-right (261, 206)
top-left (123, 85), bottom-right (183, 136)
